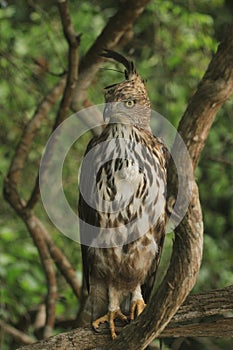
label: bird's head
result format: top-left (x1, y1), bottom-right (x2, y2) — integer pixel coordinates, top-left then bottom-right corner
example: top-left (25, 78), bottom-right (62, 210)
top-left (101, 50), bottom-right (151, 129)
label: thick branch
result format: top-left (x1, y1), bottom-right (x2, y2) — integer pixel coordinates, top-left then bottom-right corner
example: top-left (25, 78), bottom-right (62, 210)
top-left (16, 320), bottom-right (233, 350)
top-left (162, 318), bottom-right (233, 338)
top-left (71, 0), bottom-right (151, 109)
top-left (173, 285), bottom-right (233, 323)
top-left (16, 285), bottom-right (233, 349)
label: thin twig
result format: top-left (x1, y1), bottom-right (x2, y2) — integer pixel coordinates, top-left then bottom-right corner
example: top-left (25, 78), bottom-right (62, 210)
top-left (7, 77), bottom-right (66, 196)
top-left (27, 1), bottom-right (80, 210)
top-left (33, 216), bottom-right (81, 299)
top-left (6, 76), bottom-right (66, 211)
top-left (25, 214), bottom-right (57, 338)
top-left (56, 0), bottom-right (80, 125)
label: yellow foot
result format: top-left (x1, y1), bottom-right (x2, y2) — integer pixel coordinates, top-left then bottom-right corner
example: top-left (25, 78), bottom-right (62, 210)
top-left (130, 299), bottom-right (146, 320)
top-left (92, 309), bottom-right (128, 339)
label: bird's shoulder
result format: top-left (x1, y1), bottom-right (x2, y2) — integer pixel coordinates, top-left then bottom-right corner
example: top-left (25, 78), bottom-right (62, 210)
top-left (134, 126), bottom-right (170, 168)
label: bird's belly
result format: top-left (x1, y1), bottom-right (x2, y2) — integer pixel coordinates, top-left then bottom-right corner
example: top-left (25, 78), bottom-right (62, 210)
top-left (98, 158), bottom-right (143, 207)
top-left (90, 232), bottom-right (158, 291)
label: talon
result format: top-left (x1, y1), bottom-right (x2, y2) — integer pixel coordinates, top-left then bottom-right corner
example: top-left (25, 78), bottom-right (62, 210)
top-left (130, 299), bottom-right (146, 320)
top-left (92, 313), bottom-right (109, 332)
top-left (114, 309), bottom-right (128, 322)
top-left (92, 310), bottom-right (128, 339)
top-left (109, 311), bottom-right (117, 339)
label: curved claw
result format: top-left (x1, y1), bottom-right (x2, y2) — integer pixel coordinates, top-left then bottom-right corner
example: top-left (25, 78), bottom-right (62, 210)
top-left (130, 299), bottom-right (146, 320)
top-left (92, 310), bottom-right (128, 339)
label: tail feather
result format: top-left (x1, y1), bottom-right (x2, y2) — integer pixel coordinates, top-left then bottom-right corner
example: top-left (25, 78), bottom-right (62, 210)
top-left (90, 279), bottom-right (108, 321)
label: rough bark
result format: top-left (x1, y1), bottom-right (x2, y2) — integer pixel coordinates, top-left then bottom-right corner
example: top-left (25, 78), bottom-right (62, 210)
top-left (15, 319), bottom-right (233, 350)
top-left (16, 285), bottom-right (233, 350)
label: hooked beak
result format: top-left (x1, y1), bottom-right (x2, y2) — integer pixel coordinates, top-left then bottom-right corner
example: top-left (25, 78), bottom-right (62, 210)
top-left (103, 102), bottom-right (132, 124)
top-left (103, 103), bottom-right (111, 122)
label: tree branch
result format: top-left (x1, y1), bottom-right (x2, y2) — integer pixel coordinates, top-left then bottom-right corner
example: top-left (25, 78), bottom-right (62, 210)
top-left (56, 0), bottom-right (80, 125)
top-left (162, 318), bottom-right (233, 338)
top-left (4, 77), bottom-right (66, 212)
top-left (27, 1), bottom-right (80, 210)
top-left (16, 285), bottom-right (233, 349)
top-left (16, 319), bottom-right (233, 350)
top-left (107, 182), bottom-right (203, 350)
top-left (33, 215), bottom-right (81, 299)
top-left (0, 321), bottom-right (35, 345)
top-left (173, 285), bottom-right (233, 323)
top-left (24, 212), bottom-right (57, 338)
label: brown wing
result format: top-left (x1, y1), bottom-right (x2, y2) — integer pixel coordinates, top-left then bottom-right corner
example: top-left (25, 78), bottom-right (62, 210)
top-left (141, 139), bottom-right (170, 303)
top-left (78, 136), bottom-right (109, 321)
top-left (78, 136), bottom-right (100, 292)
top-left (141, 221), bottom-right (166, 303)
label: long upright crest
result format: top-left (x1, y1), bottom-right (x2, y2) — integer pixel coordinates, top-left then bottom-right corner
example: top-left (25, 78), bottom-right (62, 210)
top-left (101, 49), bottom-right (136, 80)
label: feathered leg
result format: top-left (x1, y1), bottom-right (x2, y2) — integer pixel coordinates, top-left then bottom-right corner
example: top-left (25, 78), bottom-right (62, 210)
top-left (130, 284), bottom-right (146, 320)
top-left (92, 285), bottom-right (128, 339)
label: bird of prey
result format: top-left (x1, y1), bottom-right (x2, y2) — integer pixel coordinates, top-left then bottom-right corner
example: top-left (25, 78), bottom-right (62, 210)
top-left (78, 50), bottom-right (168, 339)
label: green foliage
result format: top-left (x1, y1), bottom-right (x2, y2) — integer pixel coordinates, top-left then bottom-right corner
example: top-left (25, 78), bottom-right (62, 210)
top-left (0, 226), bottom-right (46, 322)
top-left (0, 0), bottom-right (233, 349)
top-left (195, 103), bottom-right (233, 293)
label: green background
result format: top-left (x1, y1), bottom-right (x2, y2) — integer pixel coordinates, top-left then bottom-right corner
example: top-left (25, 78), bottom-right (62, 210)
top-left (0, 1), bottom-right (232, 349)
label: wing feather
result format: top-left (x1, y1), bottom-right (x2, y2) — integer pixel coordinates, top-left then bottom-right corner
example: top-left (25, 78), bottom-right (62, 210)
top-left (78, 136), bottom-right (100, 292)
top-left (141, 137), bottom-right (169, 302)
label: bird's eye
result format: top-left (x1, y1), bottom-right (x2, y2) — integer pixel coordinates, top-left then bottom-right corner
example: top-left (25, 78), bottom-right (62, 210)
top-left (124, 100), bottom-right (136, 108)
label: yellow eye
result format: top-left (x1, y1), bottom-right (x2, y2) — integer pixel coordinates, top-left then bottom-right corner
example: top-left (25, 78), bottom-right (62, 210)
top-left (124, 100), bottom-right (136, 108)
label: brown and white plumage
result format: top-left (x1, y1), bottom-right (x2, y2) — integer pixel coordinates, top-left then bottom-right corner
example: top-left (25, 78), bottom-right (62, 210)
top-left (78, 50), bottom-right (168, 339)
